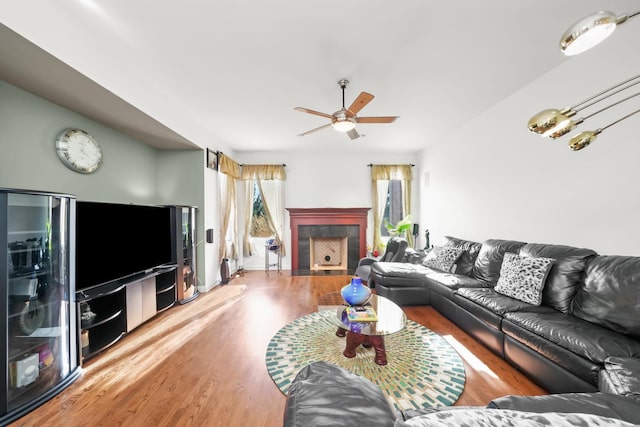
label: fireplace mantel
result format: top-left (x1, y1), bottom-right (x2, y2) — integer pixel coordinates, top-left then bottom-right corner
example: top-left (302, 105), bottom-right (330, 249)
top-left (287, 208), bottom-right (370, 271)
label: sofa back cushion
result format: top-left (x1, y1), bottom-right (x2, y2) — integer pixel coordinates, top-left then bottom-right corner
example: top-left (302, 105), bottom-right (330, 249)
top-left (571, 255), bottom-right (640, 339)
top-left (472, 239), bottom-right (526, 284)
top-left (443, 236), bottom-right (482, 276)
top-left (383, 237), bottom-right (408, 262)
top-left (401, 247), bottom-right (428, 264)
top-left (519, 243), bottom-right (597, 313)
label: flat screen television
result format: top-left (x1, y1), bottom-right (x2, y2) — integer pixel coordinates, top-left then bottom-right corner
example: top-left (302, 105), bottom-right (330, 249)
top-left (75, 201), bottom-right (174, 291)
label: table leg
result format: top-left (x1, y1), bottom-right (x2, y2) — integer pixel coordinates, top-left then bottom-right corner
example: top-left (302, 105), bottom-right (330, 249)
top-left (343, 332), bottom-right (367, 359)
top-left (336, 327), bottom-right (346, 338)
top-left (368, 335), bottom-right (387, 365)
top-left (342, 333), bottom-right (387, 365)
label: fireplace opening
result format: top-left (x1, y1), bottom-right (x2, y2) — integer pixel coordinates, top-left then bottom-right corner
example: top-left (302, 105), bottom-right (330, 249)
top-left (310, 237), bottom-right (348, 270)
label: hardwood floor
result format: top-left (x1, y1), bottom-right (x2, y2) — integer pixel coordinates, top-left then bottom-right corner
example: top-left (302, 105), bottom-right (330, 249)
top-left (10, 271), bottom-right (546, 426)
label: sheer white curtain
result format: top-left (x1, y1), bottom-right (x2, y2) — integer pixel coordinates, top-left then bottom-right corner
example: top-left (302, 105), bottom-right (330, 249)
top-left (259, 179), bottom-right (286, 256)
top-left (242, 180), bottom-right (256, 256)
top-left (218, 153), bottom-right (241, 261)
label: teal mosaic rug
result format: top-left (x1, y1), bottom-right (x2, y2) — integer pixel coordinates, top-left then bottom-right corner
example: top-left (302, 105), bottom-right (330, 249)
top-left (265, 310), bottom-right (466, 411)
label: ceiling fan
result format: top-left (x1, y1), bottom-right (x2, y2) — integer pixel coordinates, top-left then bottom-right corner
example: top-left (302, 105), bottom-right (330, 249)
top-left (295, 79), bottom-right (399, 140)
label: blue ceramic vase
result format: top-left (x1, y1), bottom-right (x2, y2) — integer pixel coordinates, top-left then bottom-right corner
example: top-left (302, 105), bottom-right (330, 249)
top-left (341, 277), bottom-right (372, 306)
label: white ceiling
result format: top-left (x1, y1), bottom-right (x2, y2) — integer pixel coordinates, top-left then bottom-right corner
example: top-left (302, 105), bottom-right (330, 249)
top-left (1, 1), bottom-right (638, 153)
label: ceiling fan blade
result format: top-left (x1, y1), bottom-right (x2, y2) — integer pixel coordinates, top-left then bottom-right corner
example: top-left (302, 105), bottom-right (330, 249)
top-left (348, 92), bottom-right (374, 115)
top-left (294, 107), bottom-right (333, 119)
top-left (298, 123), bottom-right (332, 136)
top-left (356, 116), bottom-right (398, 123)
top-left (347, 129), bottom-right (360, 140)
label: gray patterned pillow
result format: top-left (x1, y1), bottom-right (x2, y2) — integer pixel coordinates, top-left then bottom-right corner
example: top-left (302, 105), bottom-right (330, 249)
top-left (422, 246), bottom-right (464, 272)
top-left (494, 253), bottom-right (554, 305)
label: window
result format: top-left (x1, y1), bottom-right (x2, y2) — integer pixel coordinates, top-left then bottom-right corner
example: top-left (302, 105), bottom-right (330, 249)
top-left (381, 180), bottom-right (404, 236)
top-left (370, 164), bottom-right (412, 251)
top-left (250, 181), bottom-right (271, 237)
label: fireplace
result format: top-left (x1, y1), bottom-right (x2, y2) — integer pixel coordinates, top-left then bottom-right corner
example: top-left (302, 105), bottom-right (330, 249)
top-left (287, 208), bottom-right (369, 272)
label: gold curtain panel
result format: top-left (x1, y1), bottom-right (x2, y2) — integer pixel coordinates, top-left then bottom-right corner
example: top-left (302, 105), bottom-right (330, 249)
top-left (241, 164), bottom-right (286, 180)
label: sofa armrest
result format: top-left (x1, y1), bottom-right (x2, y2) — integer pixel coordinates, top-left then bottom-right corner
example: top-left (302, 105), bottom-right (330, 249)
top-left (599, 356), bottom-right (640, 400)
top-left (283, 361), bottom-right (396, 427)
top-left (357, 256), bottom-right (380, 267)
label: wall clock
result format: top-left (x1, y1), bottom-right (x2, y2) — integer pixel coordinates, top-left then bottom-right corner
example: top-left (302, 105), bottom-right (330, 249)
top-left (55, 128), bottom-right (103, 174)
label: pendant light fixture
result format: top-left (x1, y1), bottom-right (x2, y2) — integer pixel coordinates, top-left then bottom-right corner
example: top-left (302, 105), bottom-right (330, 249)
top-left (528, 74), bottom-right (640, 138)
top-left (527, 9), bottom-right (640, 151)
top-left (560, 10), bottom-right (639, 56)
top-left (569, 107), bottom-right (640, 150)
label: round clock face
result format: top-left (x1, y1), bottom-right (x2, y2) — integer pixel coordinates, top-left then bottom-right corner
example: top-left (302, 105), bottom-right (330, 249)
top-left (55, 128), bottom-right (103, 174)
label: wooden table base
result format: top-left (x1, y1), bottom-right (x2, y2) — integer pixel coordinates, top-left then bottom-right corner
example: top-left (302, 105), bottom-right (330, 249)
top-left (336, 327), bottom-right (387, 365)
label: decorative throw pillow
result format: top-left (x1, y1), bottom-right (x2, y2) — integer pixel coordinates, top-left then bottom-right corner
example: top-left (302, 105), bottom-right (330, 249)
top-left (494, 253), bottom-right (555, 305)
top-left (422, 246), bottom-right (464, 272)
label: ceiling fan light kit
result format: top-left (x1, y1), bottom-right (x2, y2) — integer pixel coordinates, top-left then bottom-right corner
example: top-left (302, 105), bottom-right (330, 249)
top-left (295, 79), bottom-right (398, 140)
top-left (332, 117), bottom-right (356, 132)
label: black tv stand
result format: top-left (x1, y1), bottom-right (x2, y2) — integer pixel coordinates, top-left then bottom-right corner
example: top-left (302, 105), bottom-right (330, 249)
top-left (77, 266), bottom-right (177, 363)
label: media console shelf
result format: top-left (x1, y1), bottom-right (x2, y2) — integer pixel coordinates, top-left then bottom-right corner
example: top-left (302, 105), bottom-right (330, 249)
top-left (155, 268), bottom-right (177, 312)
top-left (76, 265), bottom-right (177, 363)
top-left (77, 282), bottom-right (127, 360)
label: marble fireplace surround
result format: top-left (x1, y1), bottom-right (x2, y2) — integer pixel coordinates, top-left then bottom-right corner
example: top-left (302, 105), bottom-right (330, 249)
top-left (287, 208), bottom-right (369, 272)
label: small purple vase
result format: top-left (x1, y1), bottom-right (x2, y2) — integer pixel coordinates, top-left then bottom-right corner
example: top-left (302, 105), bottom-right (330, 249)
top-left (341, 277), bottom-right (372, 306)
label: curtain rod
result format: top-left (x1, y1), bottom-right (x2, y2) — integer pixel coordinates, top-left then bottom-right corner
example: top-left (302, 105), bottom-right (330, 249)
top-left (215, 152), bottom-right (286, 167)
top-left (367, 163), bottom-right (415, 167)
top-left (239, 163), bottom-right (286, 167)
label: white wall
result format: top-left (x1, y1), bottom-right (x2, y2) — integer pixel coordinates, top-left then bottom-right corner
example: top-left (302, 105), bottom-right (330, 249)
top-left (419, 24), bottom-right (640, 256)
top-left (236, 150), bottom-right (421, 269)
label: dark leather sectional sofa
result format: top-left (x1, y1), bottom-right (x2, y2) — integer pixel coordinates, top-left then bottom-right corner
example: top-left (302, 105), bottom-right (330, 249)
top-left (369, 236), bottom-right (640, 395)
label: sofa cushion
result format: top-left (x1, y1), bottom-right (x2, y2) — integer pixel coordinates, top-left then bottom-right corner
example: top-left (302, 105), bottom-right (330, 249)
top-left (472, 239), bottom-right (526, 284)
top-left (371, 262), bottom-right (433, 288)
top-left (503, 311), bottom-right (640, 366)
top-left (457, 288), bottom-right (556, 317)
top-left (283, 361), bottom-right (396, 427)
top-left (443, 236), bottom-right (482, 276)
top-left (503, 319), bottom-right (603, 386)
top-left (571, 255), bottom-right (640, 339)
top-left (421, 246), bottom-right (463, 272)
top-left (494, 253), bottom-right (554, 305)
top-left (518, 243), bottom-right (597, 313)
top-left (490, 393), bottom-right (640, 425)
top-left (425, 272), bottom-right (491, 300)
top-left (598, 357), bottom-right (640, 400)
top-left (454, 288), bottom-right (554, 333)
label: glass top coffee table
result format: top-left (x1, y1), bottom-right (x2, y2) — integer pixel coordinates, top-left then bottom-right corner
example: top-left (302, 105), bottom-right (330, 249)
top-left (319, 292), bottom-right (407, 365)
